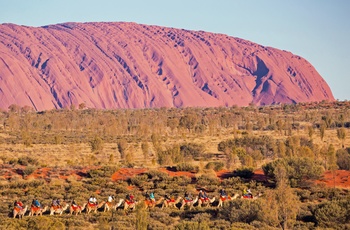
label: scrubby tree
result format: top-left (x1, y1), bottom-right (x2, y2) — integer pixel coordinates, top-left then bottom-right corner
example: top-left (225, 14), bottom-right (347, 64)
top-left (336, 127), bottom-right (346, 148)
top-left (117, 139), bottom-right (128, 159)
top-left (314, 200), bottom-right (348, 228)
top-left (319, 123), bottom-right (326, 141)
top-left (90, 136), bottom-right (104, 153)
top-left (336, 149), bottom-right (350, 170)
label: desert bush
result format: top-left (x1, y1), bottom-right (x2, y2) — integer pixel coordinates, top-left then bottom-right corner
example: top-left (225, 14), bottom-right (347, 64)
top-left (87, 166), bottom-right (118, 178)
top-left (89, 136), bottom-right (104, 153)
top-left (262, 157), bottom-right (324, 187)
top-left (22, 165), bottom-right (37, 176)
top-left (196, 174), bottom-right (220, 187)
top-left (17, 156), bottom-right (39, 166)
top-left (180, 143), bottom-right (204, 159)
top-left (234, 167), bottom-right (254, 179)
top-left (146, 170), bottom-right (169, 180)
top-left (175, 163), bottom-right (199, 172)
top-left (336, 148), bottom-right (350, 170)
top-left (26, 216), bottom-right (65, 230)
top-left (175, 221), bottom-right (210, 230)
top-left (205, 161), bottom-right (224, 171)
top-left (219, 199), bottom-right (261, 224)
top-left (129, 174), bottom-right (149, 187)
top-left (313, 200), bottom-right (349, 229)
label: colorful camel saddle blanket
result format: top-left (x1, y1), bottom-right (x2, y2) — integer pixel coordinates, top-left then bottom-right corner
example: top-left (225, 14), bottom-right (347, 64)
top-left (243, 194), bottom-right (253, 199)
top-left (31, 205), bottom-right (41, 211)
top-left (220, 196), bottom-right (229, 201)
top-left (14, 206), bottom-right (23, 212)
top-left (88, 202), bottom-right (97, 207)
top-left (166, 198), bottom-right (175, 203)
top-left (51, 205), bottom-right (61, 210)
top-left (125, 200), bottom-right (135, 205)
top-left (71, 205), bottom-right (81, 211)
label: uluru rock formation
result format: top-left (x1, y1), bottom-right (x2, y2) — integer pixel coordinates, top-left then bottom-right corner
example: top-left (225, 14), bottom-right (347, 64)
top-left (0, 22), bottom-right (334, 111)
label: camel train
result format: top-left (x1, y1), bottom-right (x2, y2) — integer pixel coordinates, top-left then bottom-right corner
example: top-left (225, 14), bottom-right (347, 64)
top-left (11, 190), bottom-right (262, 218)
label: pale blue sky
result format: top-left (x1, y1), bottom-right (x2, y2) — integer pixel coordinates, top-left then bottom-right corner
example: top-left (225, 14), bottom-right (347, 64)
top-left (1, 0), bottom-right (349, 100)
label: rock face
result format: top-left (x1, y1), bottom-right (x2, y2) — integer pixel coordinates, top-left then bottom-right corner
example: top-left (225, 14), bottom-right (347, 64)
top-left (0, 22), bottom-right (334, 110)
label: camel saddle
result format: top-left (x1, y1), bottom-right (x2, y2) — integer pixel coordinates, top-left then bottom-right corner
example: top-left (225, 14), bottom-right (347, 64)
top-left (52, 205), bottom-right (61, 210)
top-left (31, 205), bottom-right (40, 211)
top-left (125, 200), bottom-right (134, 205)
top-left (71, 205), bottom-right (80, 211)
top-left (243, 194), bottom-right (253, 199)
top-left (167, 198), bottom-right (175, 203)
top-left (88, 202), bottom-right (97, 207)
top-left (14, 206), bottom-right (22, 212)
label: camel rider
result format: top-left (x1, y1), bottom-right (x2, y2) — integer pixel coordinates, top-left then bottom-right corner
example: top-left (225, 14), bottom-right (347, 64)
top-left (107, 195), bottom-right (114, 203)
top-left (198, 190), bottom-right (208, 200)
top-left (126, 193), bottom-right (134, 203)
top-left (14, 200), bottom-right (23, 210)
top-left (184, 191), bottom-right (192, 201)
top-left (89, 196), bottom-right (97, 204)
top-left (52, 199), bottom-right (58, 207)
top-left (71, 200), bottom-right (78, 207)
top-left (32, 199), bottom-right (41, 208)
top-left (219, 189), bottom-right (227, 198)
top-left (164, 194), bottom-right (170, 202)
top-left (149, 192), bottom-right (155, 202)
top-left (145, 192), bottom-right (150, 200)
top-left (243, 188), bottom-right (248, 196)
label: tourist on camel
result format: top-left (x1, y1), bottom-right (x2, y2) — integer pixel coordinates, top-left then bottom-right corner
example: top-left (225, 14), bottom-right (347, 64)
top-left (198, 190), bottom-right (208, 201)
top-left (126, 193), bottom-right (134, 203)
top-left (14, 200), bottom-right (23, 210)
top-left (32, 198), bottom-right (41, 208)
top-left (52, 199), bottom-right (61, 208)
top-left (243, 188), bottom-right (253, 198)
top-left (149, 191), bottom-right (155, 203)
top-left (164, 194), bottom-right (171, 202)
top-left (71, 200), bottom-right (78, 207)
top-left (184, 191), bottom-right (192, 201)
top-left (219, 188), bottom-right (227, 199)
top-left (107, 195), bottom-right (114, 203)
top-left (89, 196), bottom-right (97, 205)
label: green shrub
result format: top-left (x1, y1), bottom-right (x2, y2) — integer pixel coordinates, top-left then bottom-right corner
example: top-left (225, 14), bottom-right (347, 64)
top-left (17, 156), bottom-right (38, 166)
top-left (23, 165), bottom-right (37, 176)
top-left (89, 136), bottom-right (104, 153)
top-left (234, 167), bottom-right (254, 179)
top-left (180, 143), bottom-right (204, 159)
top-left (175, 163), bottom-right (199, 172)
top-left (205, 161), bottom-right (224, 171)
top-left (314, 200), bottom-right (348, 228)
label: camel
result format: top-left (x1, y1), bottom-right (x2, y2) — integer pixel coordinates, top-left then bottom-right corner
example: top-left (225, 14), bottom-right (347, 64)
top-left (103, 199), bottom-right (123, 212)
top-left (180, 196), bottom-right (198, 210)
top-left (28, 205), bottom-right (48, 216)
top-left (197, 196), bottom-right (216, 208)
top-left (241, 193), bottom-right (262, 200)
top-left (144, 197), bottom-right (164, 209)
top-left (217, 194), bottom-right (240, 208)
top-left (13, 205), bottom-right (28, 219)
top-left (161, 196), bottom-right (182, 209)
top-left (49, 203), bottom-right (70, 215)
top-left (86, 202), bottom-right (105, 214)
top-left (69, 203), bottom-right (86, 215)
top-left (123, 199), bottom-right (138, 211)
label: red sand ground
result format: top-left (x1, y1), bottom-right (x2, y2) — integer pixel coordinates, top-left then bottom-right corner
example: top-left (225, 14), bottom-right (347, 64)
top-left (0, 165), bottom-right (349, 189)
top-left (314, 170), bottom-right (350, 189)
